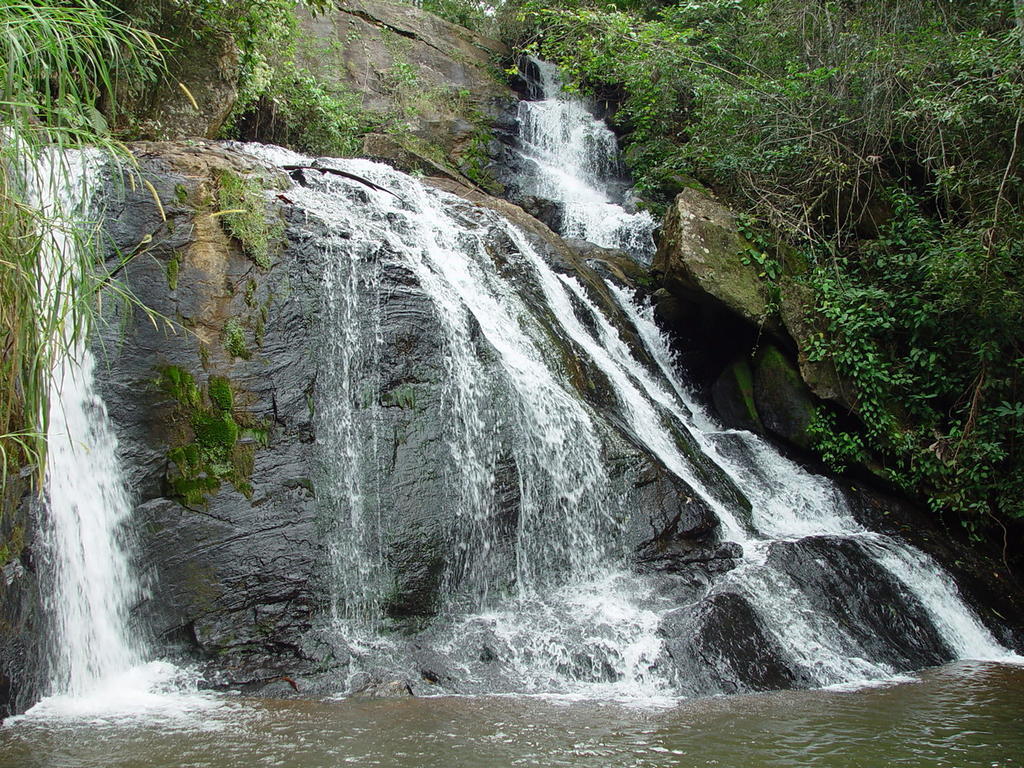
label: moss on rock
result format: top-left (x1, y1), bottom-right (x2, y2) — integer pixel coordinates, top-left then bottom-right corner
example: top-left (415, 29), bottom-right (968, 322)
top-left (157, 366), bottom-right (264, 505)
top-left (217, 170), bottom-right (283, 270)
top-left (753, 345), bottom-right (817, 450)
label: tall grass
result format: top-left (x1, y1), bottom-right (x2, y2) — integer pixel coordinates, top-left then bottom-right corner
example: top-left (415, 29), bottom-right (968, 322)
top-left (0, 0), bottom-right (162, 492)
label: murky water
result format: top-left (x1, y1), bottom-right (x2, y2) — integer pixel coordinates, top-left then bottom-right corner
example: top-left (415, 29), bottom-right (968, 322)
top-left (3, 662), bottom-right (1021, 767)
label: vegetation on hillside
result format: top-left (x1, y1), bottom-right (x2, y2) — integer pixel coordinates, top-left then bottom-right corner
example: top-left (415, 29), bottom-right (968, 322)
top-left (501, 0), bottom-right (1024, 540)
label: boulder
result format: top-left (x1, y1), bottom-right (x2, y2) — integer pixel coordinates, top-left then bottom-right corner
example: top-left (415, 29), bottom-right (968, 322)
top-left (752, 344), bottom-right (817, 450)
top-left (711, 356), bottom-right (763, 433)
top-left (778, 275), bottom-right (855, 410)
top-left (289, 0), bottom-right (513, 164)
top-left (765, 536), bottom-right (951, 670)
top-left (653, 188), bottom-right (775, 328)
top-left (659, 591), bottom-right (810, 696)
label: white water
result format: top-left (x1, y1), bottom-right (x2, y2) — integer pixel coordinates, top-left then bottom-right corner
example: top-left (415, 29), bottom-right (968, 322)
top-left (514, 58), bottom-right (657, 260)
top-left (27, 152), bottom-right (143, 699)
top-left (241, 143), bottom-right (670, 696)
top-left (608, 286), bottom-right (1016, 676)
top-left (16, 151), bottom-right (217, 722)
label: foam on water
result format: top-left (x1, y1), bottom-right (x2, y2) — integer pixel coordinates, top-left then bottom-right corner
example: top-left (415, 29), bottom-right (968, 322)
top-left (11, 663), bottom-right (225, 727)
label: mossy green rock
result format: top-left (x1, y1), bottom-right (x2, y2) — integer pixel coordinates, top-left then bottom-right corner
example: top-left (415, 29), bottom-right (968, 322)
top-left (288, 0), bottom-right (512, 164)
top-left (653, 188), bottom-right (775, 327)
top-left (752, 345), bottom-right (817, 450)
top-left (712, 356), bottom-right (764, 434)
top-left (777, 275), bottom-right (855, 411)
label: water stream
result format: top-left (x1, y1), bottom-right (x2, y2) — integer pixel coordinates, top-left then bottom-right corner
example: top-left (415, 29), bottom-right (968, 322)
top-left (510, 57), bottom-right (657, 260)
top-left (4, 59), bottom-right (1020, 760)
top-left (18, 152), bottom-right (216, 722)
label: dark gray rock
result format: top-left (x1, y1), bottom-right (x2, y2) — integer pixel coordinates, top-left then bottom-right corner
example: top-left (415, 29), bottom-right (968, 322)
top-left (511, 195), bottom-right (563, 232)
top-left (766, 536), bottom-right (951, 671)
top-left (752, 344), bottom-right (817, 450)
top-left (660, 591), bottom-right (810, 696)
top-left (0, 483), bottom-right (41, 718)
top-left (711, 356), bottom-right (763, 433)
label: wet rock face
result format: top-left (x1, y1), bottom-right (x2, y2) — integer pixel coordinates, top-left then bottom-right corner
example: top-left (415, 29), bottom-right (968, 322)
top-left (79, 141), bottom-right (724, 694)
top-left (96, 142), bottom-right (327, 687)
top-left (0, 485), bottom-right (40, 719)
top-left (752, 345), bottom-right (817, 450)
top-left (660, 592), bottom-right (810, 696)
top-left (766, 536), bottom-right (950, 670)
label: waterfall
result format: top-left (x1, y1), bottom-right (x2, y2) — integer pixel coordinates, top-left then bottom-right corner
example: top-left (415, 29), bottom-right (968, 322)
top-left (241, 58), bottom-right (1016, 698)
top-left (510, 57), bottom-right (657, 261)
top-left (241, 132), bottom-right (1014, 700)
top-left (25, 151), bottom-right (144, 697)
top-left (16, 152), bottom-right (213, 721)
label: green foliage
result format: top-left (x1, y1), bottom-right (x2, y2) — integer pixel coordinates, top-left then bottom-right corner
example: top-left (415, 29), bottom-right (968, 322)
top-left (232, 59), bottom-right (381, 157)
top-left (510, 0), bottom-right (1024, 534)
top-left (805, 194), bottom-right (1024, 528)
top-left (0, 0), bottom-right (162, 492)
top-left (217, 170), bottom-right (283, 269)
top-left (420, 0), bottom-right (495, 32)
top-left (158, 367), bottom-right (264, 504)
top-left (515, 0), bottom-right (1023, 241)
top-left (223, 318), bottom-right (251, 360)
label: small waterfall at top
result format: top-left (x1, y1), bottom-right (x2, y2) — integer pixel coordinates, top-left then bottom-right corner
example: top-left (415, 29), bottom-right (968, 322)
top-left (508, 57), bottom-right (657, 261)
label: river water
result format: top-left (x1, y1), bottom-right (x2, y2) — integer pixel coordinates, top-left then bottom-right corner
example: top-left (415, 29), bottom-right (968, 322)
top-left (2, 662), bottom-right (1021, 767)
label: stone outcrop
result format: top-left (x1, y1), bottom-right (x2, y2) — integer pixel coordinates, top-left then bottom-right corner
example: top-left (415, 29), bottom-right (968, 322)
top-left (652, 185), bottom-right (852, 451)
top-left (96, 141), bottom-right (327, 689)
top-left (288, 0), bottom-right (514, 186)
top-left (653, 187), bottom-right (775, 328)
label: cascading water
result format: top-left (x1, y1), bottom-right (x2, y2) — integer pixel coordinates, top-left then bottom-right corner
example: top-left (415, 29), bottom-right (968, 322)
top-left (610, 287), bottom-right (1015, 681)
top-left (15, 152), bottom-right (214, 721)
top-left (508, 57), bottom-right (657, 261)
top-left (27, 152), bottom-right (145, 698)
top-left (242, 128), bottom-right (1014, 701)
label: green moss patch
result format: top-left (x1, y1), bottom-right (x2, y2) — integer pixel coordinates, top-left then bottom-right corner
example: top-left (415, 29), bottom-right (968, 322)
top-left (157, 366), bottom-right (267, 506)
top-left (0, 525), bottom-right (25, 568)
top-left (216, 170), bottom-right (283, 270)
top-left (223, 318), bottom-right (251, 360)
top-left (166, 251), bottom-right (181, 290)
